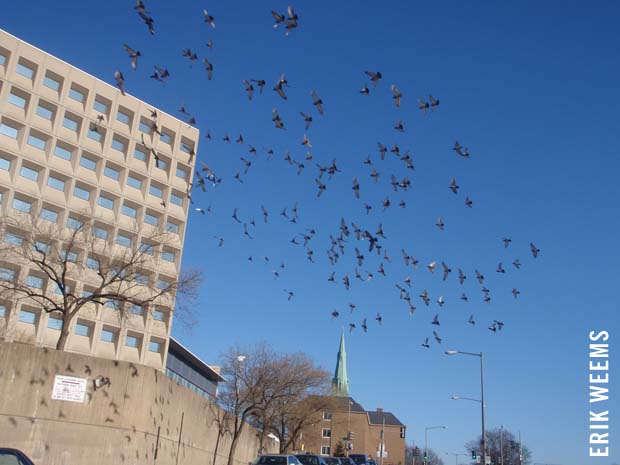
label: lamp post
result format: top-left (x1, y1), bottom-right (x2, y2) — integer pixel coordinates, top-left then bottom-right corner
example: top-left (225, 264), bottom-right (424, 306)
top-left (446, 350), bottom-right (486, 465)
top-left (423, 425), bottom-right (446, 465)
top-left (499, 425), bottom-right (504, 465)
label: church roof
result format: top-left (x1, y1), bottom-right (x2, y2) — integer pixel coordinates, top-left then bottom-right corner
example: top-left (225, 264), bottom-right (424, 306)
top-left (332, 331), bottom-right (349, 396)
top-left (367, 410), bottom-right (405, 427)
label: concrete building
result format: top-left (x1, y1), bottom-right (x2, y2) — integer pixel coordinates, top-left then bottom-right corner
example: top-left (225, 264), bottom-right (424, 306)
top-left (0, 28), bottom-right (198, 371)
top-left (300, 333), bottom-right (406, 465)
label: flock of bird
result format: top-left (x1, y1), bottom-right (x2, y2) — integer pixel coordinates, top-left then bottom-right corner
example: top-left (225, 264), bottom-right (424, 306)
top-left (107, 1), bottom-right (542, 350)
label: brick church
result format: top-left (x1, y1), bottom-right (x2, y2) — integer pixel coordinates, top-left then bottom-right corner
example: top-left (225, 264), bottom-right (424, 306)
top-left (299, 333), bottom-right (407, 465)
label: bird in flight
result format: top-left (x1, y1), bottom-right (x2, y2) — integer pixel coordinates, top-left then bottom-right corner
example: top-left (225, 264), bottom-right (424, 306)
top-left (436, 216), bottom-right (445, 231)
top-left (312, 91), bottom-right (324, 115)
top-left (203, 9), bottom-right (215, 28)
top-left (391, 85), bottom-right (402, 108)
top-left (530, 242), bottom-right (540, 258)
top-left (114, 71), bottom-right (125, 95)
top-left (300, 112), bottom-right (313, 130)
top-left (243, 80), bottom-right (254, 100)
top-left (365, 70), bottom-right (382, 87)
top-left (421, 338), bottom-right (430, 348)
top-left (123, 44), bottom-right (141, 70)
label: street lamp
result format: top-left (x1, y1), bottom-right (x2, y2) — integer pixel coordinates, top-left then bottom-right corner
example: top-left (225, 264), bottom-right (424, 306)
top-left (445, 350), bottom-right (486, 465)
top-left (451, 395), bottom-right (482, 403)
top-left (423, 426), bottom-right (446, 465)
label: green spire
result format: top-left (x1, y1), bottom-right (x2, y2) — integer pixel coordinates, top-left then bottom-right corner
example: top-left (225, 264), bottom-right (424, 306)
top-left (332, 331), bottom-right (349, 396)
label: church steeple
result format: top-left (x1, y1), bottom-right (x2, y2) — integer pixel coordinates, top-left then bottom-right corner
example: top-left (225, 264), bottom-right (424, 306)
top-left (332, 331), bottom-right (349, 396)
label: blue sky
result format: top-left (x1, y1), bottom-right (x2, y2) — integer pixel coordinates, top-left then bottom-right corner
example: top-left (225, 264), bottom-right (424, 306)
top-left (2, 1), bottom-right (619, 463)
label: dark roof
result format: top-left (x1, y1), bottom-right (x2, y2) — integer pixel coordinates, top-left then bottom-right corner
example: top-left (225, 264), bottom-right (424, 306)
top-left (167, 337), bottom-right (226, 382)
top-left (331, 396), bottom-right (366, 413)
top-left (367, 411), bottom-right (405, 427)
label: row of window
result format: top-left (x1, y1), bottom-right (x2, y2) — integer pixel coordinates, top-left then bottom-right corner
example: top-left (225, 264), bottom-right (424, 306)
top-left (12, 308), bottom-right (164, 352)
top-left (2, 185), bottom-right (185, 235)
top-left (0, 118), bottom-right (192, 181)
top-left (0, 52), bottom-right (196, 154)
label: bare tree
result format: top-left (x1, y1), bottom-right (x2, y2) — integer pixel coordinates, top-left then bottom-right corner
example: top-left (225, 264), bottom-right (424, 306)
top-left (208, 399), bottom-right (234, 465)
top-left (465, 428), bottom-right (531, 465)
top-left (0, 212), bottom-right (201, 350)
top-left (218, 344), bottom-right (331, 465)
top-left (406, 444), bottom-right (443, 465)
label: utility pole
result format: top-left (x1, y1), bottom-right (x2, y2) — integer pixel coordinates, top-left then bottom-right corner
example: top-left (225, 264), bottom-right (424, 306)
top-left (380, 416), bottom-right (385, 465)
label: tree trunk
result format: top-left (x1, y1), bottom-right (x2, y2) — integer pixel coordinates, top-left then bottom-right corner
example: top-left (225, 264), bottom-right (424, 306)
top-left (212, 432), bottom-right (222, 465)
top-left (56, 323), bottom-right (71, 351)
top-left (227, 423), bottom-right (245, 465)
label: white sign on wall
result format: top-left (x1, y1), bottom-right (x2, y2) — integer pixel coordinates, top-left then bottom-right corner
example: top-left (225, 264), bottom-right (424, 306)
top-left (51, 375), bottom-right (87, 403)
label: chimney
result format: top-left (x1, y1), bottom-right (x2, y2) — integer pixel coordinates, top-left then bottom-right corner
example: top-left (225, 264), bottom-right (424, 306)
top-left (376, 408), bottom-right (383, 413)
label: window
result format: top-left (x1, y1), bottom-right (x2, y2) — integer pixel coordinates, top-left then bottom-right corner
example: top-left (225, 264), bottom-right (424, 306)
top-left (16, 61), bottom-right (35, 79)
top-left (0, 156), bottom-right (11, 171)
top-left (8, 91), bottom-right (27, 108)
top-left (68, 86), bottom-right (86, 103)
top-left (139, 120), bottom-right (151, 134)
top-left (161, 250), bottom-right (175, 262)
top-left (400, 427), bottom-right (406, 439)
top-left (104, 301), bottom-right (118, 310)
top-left (160, 131), bottom-right (172, 144)
top-left (320, 446), bottom-right (330, 456)
top-left (0, 54), bottom-right (6, 66)
top-left (54, 144), bottom-right (73, 161)
top-left (47, 175), bottom-right (65, 191)
top-left (13, 198), bottom-right (32, 213)
top-left (104, 165), bottom-right (120, 181)
top-left (0, 304), bottom-right (6, 318)
top-left (67, 216), bottom-right (84, 230)
top-left (93, 98), bottom-right (109, 114)
top-left (0, 268), bottom-right (15, 282)
top-left (170, 192), bottom-right (183, 206)
top-left (156, 279), bottom-right (169, 290)
top-left (155, 158), bottom-right (168, 171)
top-left (40, 207), bottom-right (58, 222)
top-left (180, 139), bottom-right (194, 154)
top-left (126, 174), bottom-right (142, 189)
top-left (43, 73), bottom-right (61, 91)
top-left (87, 126), bottom-right (103, 142)
top-left (149, 184), bottom-right (163, 198)
top-left (149, 340), bottom-right (162, 353)
top-left (27, 275), bottom-right (44, 289)
top-left (0, 121), bottom-right (19, 139)
top-left (323, 412), bottom-right (332, 421)
top-left (80, 154), bottom-right (97, 171)
top-left (152, 309), bottom-right (166, 321)
top-left (130, 304), bottom-right (143, 315)
top-left (36, 102), bottom-right (54, 120)
top-left (121, 203), bottom-right (137, 218)
top-left (4, 232), bottom-right (23, 245)
top-left (34, 241), bottom-right (51, 255)
top-left (136, 271), bottom-right (149, 283)
top-left (166, 220), bottom-right (180, 234)
top-left (101, 328), bottom-right (116, 343)
top-left (20, 165), bottom-right (39, 181)
top-left (62, 113), bottom-right (80, 132)
top-left (111, 137), bottom-right (126, 152)
top-left (86, 256), bottom-right (99, 270)
top-left (116, 233), bottom-right (131, 248)
top-left (144, 212), bottom-right (159, 226)
top-left (74, 322), bottom-right (90, 337)
top-left (126, 335), bottom-right (139, 348)
top-left (139, 242), bottom-right (153, 255)
top-left (176, 166), bottom-right (189, 180)
top-left (322, 429), bottom-right (331, 438)
top-left (27, 133), bottom-right (46, 150)
top-left (92, 226), bottom-right (108, 240)
top-left (73, 185), bottom-right (90, 201)
top-left (116, 108), bottom-right (132, 125)
top-left (98, 194), bottom-right (114, 210)
top-left (18, 309), bottom-right (37, 324)
top-left (134, 146), bottom-right (147, 162)
top-left (47, 315), bottom-right (63, 331)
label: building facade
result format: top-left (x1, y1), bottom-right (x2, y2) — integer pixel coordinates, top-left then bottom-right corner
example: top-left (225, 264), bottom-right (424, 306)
top-left (300, 334), bottom-right (406, 465)
top-left (0, 28), bottom-right (198, 371)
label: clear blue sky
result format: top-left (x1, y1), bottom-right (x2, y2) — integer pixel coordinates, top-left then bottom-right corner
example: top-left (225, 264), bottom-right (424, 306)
top-left (2, 1), bottom-right (619, 463)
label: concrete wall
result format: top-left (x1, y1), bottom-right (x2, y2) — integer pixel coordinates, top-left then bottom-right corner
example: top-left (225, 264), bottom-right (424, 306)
top-left (0, 342), bottom-right (276, 465)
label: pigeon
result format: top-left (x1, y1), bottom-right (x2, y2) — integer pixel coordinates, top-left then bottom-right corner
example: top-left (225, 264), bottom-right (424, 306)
top-left (360, 85), bottom-right (370, 95)
top-left (449, 177), bottom-right (459, 194)
top-left (503, 237), bottom-right (512, 248)
top-left (436, 216), bottom-right (445, 231)
top-left (195, 207), bottom-right (206, 215)
top-left (300, 112), bottom-right (313, 130)
top-left (203, 9), bottom-right (215, 28)
top-left (114, 71), bottom-right (125, 95)
top-left (274, 73), bottom-right (288, 99)
top-left (301, 134), bottom-right (312, 148)
top-left (437, 296), bottom-right (445, 307)
top-left (394, 120), bottom-right (405, 133)
top-left (433, 330), bottom-right (442, 344)
top-left (427, 261), bottom-right (436, 273)
top-left (348, 303), bottom-right (356, 313)
top-left (232, 208), bottom-right (241, 223)
top-left (530, 242), bottom-right (540, 258)
top-left (513, 259), bottom-right (521, 269)
top-left (420, 290), bottom-right (430, 306)
top-left (494, 320), bottom-right (505, 330)
top-left (512, 288), bottom-right (520, 299)
top-left (377, 142), bottom-right (387, 160)
top-left (203, 58), bottom-right (213, 80)
top-left (432, 314), bottom-right (440, 326)
top-left (465, 196), bottom-right (473, 208)
top-left (488, 323), bottom-right (497, 332)
top-left (475, 270), bottom-right (484, 284)
top-left (441, 261), bottom-right (451, 280)
top-left (461, 293), bottom-right (469, 302)
top-left (468, 314), bottom-right (475, 325)
top-left (331, 310), bottom-right (339, 319)
top-left (422, 338), bottom-right (430, 348)
top-left (312, 91), bottom-right (324, 115)
top-left (243, 80), bottom-right (254, 100)
top-left (272, 10), bottom-right (285, 28)
top-left (261, 206), bottom-right (268, 223)
top-left (352, 178), bottom-right (360, 199)
top-left (349, 323), bottom-right (356, 332)
top-left (361, 318), bottom-right (368, 333)
top-left (497, 262), bottom-right (505, 273)
top-left (123, 44), bottom-right (141, 70)
top-left (365, 70), bottom-right (382, 87)
top-left (213, 236), bottom-right (224, 247)
top-left (458, 269), bottom-right (466, 285)
top-left (285, 290), bottom-right (294, 301)
top-left (429, 95), bottom-right (440, 109)
top-left (391, 84), bottom-right (402, 107)
top-left (375, 313), bottom-right (382, 325)
top-left (418, 99), bottom-right (430, 113)
top-left (252, 79), bottom-right (266, 93)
